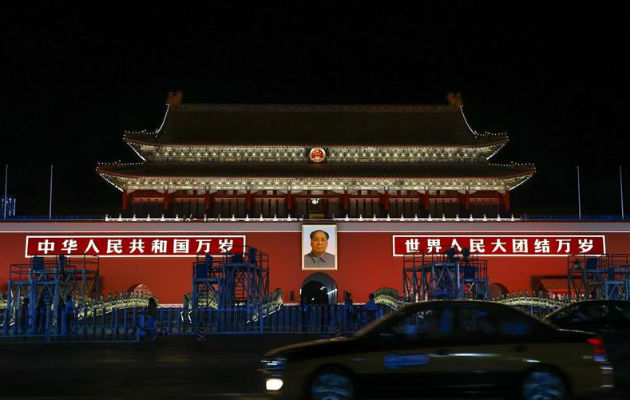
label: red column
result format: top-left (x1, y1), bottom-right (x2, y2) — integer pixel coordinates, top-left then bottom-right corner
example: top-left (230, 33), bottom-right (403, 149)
top-left (503, 190), bottom-right (511, 212)
top-left (121, 190), bottom-right (129, 212)
top-left (169, 192), bottom-right (176, 213)
top-left (204, 190), bottom-right (211, 214)
top-left (381, 190), bottom-right (390, 213)
top-left (423, 189), bottom-right (430, 213)
top-left (246, 190), bottom-right (253, 214)
top-left (343, 190), bottom-right (349, 213)
top-left (464, 190), bottom-right (470, 212)
top-left (286, 190), bottom-right (293, 214)
top-left (162, 191), bottom-right (170, 212)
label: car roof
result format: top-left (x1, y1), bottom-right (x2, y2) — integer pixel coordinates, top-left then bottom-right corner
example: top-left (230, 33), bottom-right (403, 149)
top-left (398, 299), bottom-right (507, 311)
top-left (543, 299), bottom-right (630, 319)
top-left (550, 299), bottom-right (629, 310)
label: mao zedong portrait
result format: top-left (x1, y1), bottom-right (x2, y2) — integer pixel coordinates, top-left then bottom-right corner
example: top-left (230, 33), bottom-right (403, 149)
top-left (303, 230), bottom-right (336, 268)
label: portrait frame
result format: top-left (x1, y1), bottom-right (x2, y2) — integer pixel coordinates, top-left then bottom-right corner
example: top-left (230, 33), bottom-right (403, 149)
top-left (302, 224), bottom-right (338, 270)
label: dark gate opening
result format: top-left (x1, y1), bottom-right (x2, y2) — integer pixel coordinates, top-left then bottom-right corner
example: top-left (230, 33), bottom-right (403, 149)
top-left (300, 272), bottom-right (338, 304)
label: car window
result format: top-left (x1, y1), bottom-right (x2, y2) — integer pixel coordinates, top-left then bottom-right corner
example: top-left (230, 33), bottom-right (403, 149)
top-left (388, 308), bottom-right (454, 340)
top-left (457, 305), bottom-right (533, 337)
top-left (606, 303), bottom-right (630, 322)
top-left (567, 303), bottom-right (607, 323)
top-left (549, 304), bottom-right (580, 321)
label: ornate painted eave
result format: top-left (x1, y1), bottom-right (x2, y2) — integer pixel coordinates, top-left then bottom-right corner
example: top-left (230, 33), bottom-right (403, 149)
top-left (124, 140), bottom-right (509, 163)
top-left (97, 162), bottom-right (534, 192)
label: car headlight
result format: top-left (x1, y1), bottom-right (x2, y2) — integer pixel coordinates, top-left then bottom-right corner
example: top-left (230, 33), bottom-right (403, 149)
top-left (266, 378), bottom-right (284, 391)
top-left (261, 357), bottom-right (287, 371)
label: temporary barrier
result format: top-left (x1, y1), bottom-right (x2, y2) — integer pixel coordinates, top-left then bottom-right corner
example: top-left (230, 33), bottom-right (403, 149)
top-left (0, 303), bottom-right (392, 342)
top-left (567, 254), bottom-right (630, 300)
top-left (403, 250), bottom-right (489, 301)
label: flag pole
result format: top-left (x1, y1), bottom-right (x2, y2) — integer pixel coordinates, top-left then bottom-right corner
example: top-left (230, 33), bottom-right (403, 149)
top-left (577, 166), bottom-right (582, 220)
top-left (621, 165), bottom-right (625, 220)
top-left (3, 164), bottom-right (7, 219)
top-left (49, 164), bottom-right (54, 219)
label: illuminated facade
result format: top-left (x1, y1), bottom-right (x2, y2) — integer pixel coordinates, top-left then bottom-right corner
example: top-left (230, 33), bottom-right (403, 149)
top-left (2, 96), bottom-right (628, 306)
top-left (97, 93), bottom-right (535, 219)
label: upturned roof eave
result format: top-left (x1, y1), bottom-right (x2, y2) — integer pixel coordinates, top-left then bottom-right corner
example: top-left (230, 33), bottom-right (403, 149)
top-left (122, 134), bottom-right (508, 149)
top-left (96, 164), bottom-right (535, 181)
top-left (165, 103), bottom-right (459, 112)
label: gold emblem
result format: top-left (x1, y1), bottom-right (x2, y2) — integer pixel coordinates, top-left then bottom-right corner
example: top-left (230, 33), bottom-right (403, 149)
top-left (309, 148), bottom-right (326, 163)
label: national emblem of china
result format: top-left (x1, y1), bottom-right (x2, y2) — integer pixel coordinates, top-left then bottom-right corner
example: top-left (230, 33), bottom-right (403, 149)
top-left (309, 147), bottom-right (326, 163)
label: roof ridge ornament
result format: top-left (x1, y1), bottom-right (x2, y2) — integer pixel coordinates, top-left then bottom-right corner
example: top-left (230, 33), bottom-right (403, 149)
top-left (446, 92), bottom-right (463, 108)
top-left (166, 91), bottom-right (183, 106)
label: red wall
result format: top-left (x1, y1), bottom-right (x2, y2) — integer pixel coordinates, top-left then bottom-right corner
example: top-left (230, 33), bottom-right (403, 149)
top-left (1, 222), bottom-right (628, 304)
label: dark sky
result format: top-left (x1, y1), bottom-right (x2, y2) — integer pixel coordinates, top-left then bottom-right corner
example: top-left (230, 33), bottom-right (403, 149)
top-left (1, 3), bottom-right (628, 216)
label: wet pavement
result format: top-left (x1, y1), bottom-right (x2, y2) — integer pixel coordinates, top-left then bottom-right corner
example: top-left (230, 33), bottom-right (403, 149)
top-left (0, 335), bottom-right (303, 399)
top-left (0, 335), bottom-right (627, 399)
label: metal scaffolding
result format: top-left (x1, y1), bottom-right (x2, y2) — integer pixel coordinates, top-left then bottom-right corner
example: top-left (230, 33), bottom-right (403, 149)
top-left (2, 255), bottom-right (100, 335)
top-left (191, 246), bottom-right (269, 311)
top-left (567, 254), bottom-right (630, 300)
top-left (403, 249), bottom-right (489, 301)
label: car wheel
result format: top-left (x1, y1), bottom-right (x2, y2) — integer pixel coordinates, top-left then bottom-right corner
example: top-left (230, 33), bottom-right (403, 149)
top-left (310, 367), bottom-right (354, 400)
top-left (520, 368), bottom-right (567, 400)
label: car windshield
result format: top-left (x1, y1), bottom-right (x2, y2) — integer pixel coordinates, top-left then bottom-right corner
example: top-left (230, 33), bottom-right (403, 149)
top-left (546, 301), bottom-right (630, 324)
top-left (353, 309), bottom-right (405, 338)
top-left (353, 304), bottom-right (454, 339)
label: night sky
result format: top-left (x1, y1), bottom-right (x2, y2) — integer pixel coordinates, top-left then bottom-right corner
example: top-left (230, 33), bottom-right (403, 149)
top-left (2, 3), bottom-right (628, 217)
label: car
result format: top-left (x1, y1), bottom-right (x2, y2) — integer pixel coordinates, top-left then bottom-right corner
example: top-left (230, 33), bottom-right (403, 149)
top-left (261, 300), bottom-right (614, 400)
top-left (543, 300), bottom-right (630, 388)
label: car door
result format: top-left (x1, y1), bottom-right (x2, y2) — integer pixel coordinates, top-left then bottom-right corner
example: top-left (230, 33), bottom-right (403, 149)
top-left (351, 304), bottom-right (460, 398)
top-left (447, 302), bottom-right (544, 394)
top-left (602, 302), bottom-right (630, 378)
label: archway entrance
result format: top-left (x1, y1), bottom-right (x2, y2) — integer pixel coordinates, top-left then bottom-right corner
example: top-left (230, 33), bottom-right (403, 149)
top-left (300, 273), bottom-right (338, 305)
top-left (127, 283), bottom-right (153, 297)
top-left (489, 282), bottom-right (508, 298)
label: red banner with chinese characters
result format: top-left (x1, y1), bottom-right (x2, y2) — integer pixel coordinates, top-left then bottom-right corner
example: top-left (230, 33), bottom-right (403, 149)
top-left (25, 235), bottom-right (246, 257)
top-left (393, 235), bottom-right (605, 257)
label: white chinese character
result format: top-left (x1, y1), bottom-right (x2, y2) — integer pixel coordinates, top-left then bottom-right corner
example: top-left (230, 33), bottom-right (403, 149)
top-left (129, 239), bottom-right (145, 254)
top-left (512, 239), bottom-right (528, 253)
top-left (61, 239), bottom-right (78, 254)
top-left (556, 239), bottom-right (571, 253)
top-left (470, 238), bottom-right (485, 253)
top-left (37, 239), bottom-right (55, 254)
top-left (219, 239), bottom-right (234, 253)
top-left (404, 238), bottom-right (420, 253)
top-left (195, 239), bottom-right (213, 254)
top-left (534, 239), bottom-right (550, 253)
top-left (491, 238), bottom-right (507, 253)
top-left (449, 239), bottom-right (462, 252)
top-left (578, 238), bottom-right (594, 253)
top-left (84, 239), bottom-right (100, 254)
top-left (151, 239), bottom-right (168, 254)
top-left (427, 239), bottom-right (441, 253)
top-left (173, 239), bottom-right (190, 254)
top-left (106, 239), bottom-right (123, 254)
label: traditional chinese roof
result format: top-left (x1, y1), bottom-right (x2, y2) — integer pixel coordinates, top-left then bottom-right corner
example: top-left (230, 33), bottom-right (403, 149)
top-left (99, 97), bottom-right (535, 195)
top-left (124, 104), bottom-right (507, 147)
top-left (97, 162), bottom-right (534, 192)
top-left (126, 143), bottom-right (506, 164)
top-left (98, 161), bottom-right (533, 179)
